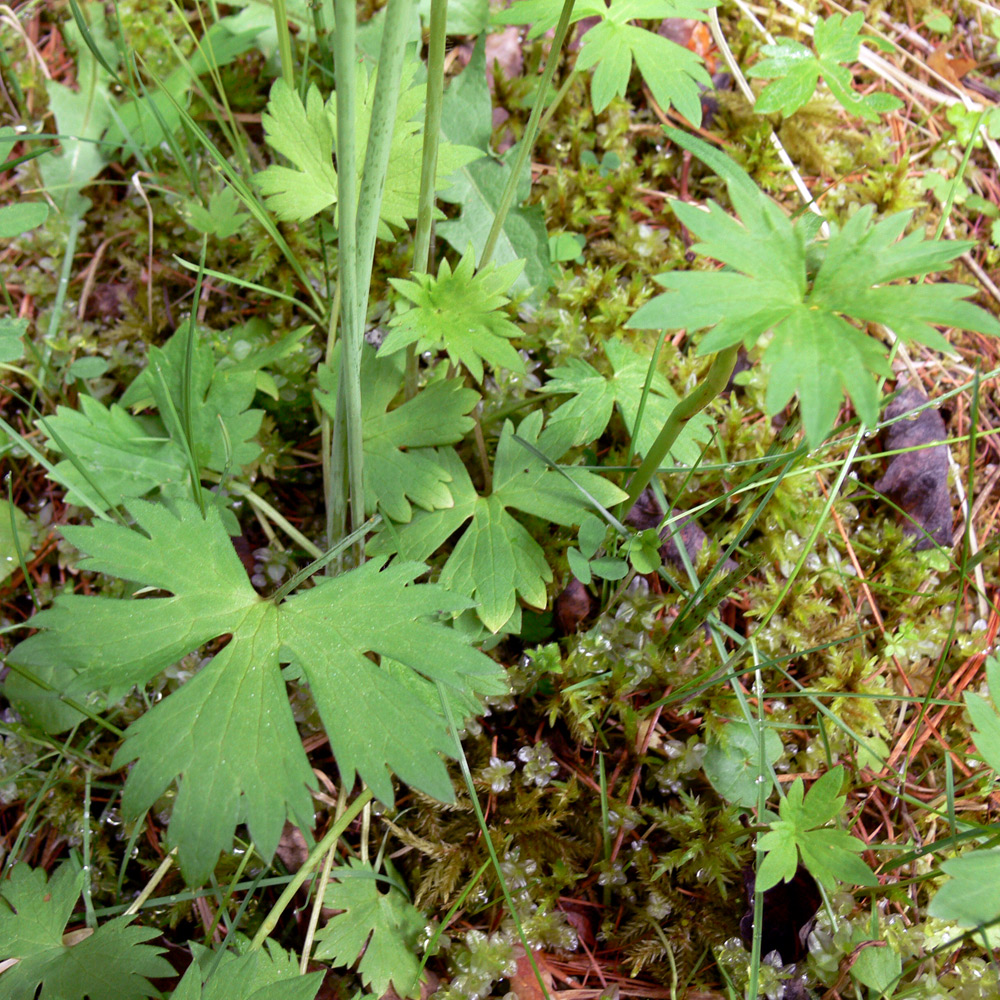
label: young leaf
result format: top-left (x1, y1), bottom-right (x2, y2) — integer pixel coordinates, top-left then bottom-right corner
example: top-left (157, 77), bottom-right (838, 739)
top-left (574, 0), bottom-right (716, 124)
top-left (628, 130), bottom-right (1000, 447)
top-left (542, 338), bottom-right (711, 465)
top-left (702, 721), bottom-right (783, 807)
top-left (39, 11), bottom-right (116, 217)
top-left (315, 344), bottom-right (479, 521)
top-left (368, 412), bottom-right (627, 632)
top-left (120, 327), bottom-right (263, 472)
top-left (41, 396), bottom-right (189, 510)
top-left (6, 499), bottom-right (507, 883)
top-left (314, 859), bottom-right (425, 998)
top-left (964, 654), bottom-right (1000, 775)
top-left (380, 247), bottom-right (525, 383)
top-left (928, 848), bottom-right (1000, 927)
top-left (748, 13), bottom-right (904, 122)
top-left (437, 36), bottom-right (550, 298)
top-left (0, 861), bottom-right (171, 1000)
top-left (256, 62), bottom-right (479, 235)
top-left (756, 767), bottom-right (878, 895)
top-left (173, 941), bottom-right (323, 1000)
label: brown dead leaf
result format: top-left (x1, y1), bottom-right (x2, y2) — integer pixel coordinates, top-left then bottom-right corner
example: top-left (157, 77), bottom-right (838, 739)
top-left (275, 821), bottom-right (309, 872)
top-left (508, 948), bottom-right (555, 1000)
top-left (927, 45), bottom-right (977, 89)
top-left (873, 384), bottom-right (952, 550)
top-left (555, 576), bottom-right (597, 634)
top-left (626, 488), bottom-right (737, 573)
top-left (486, 26), bottom-right (523, 84)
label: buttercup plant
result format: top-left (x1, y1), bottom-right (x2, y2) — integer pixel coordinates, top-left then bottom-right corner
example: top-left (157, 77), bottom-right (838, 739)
top-left (2, 0), bottom-right (999, 996)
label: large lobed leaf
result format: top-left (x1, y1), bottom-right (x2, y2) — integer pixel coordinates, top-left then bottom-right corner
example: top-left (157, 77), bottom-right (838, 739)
top-left (6, 500), bottom-right (507, 884)
top-left (369, 412), bottom-right (627, 632)
top-left (628, 129), bottom-right (1000, 446)
top-left (0, 862), bottom-right (171, 1000)
top-left (255, 61), bottom-right (479, 236)
top-left (172, 941), bottom-right (322, 1000)
top-left (314, 859), bottom-right (425, 998)
top-left (380, 247), bottom-right (526, 383)
top-left (315, 344), bottom-right (479, 522)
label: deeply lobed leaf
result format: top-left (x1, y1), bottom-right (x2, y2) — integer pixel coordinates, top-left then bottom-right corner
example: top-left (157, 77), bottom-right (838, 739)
top-left (380, 247), bottom-right (526, 383)
top-left (628, 131), bottom-right (1000, 447)
top-left (7, 500), bottom-right (507, 883)
top-left (0, 862), bottom-right (171, 1000)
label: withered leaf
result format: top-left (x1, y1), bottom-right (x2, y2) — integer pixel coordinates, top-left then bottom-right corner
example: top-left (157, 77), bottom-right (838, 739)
top-left (873, 385), bottom-right (952, 550)
top-left (626, 488), bottom-right (738, 574)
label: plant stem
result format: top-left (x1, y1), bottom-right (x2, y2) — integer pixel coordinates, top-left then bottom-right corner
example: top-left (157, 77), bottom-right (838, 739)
top-left (331, 0), bottom-right (365, 546)
top-left (412, 0), bottom-right (447, 277)
top-left (622, 346), bottom-right (739, 513)
top-left (249, 787), bottom-right (374, 950)
top-left (406, 0), bottom-right (447, 397)
top-left (479, 0), bottom-right (575, 271)
top-left (272, 0), bottom-right (295, 90)
top-left (355, 0), bottom-right (415, 303)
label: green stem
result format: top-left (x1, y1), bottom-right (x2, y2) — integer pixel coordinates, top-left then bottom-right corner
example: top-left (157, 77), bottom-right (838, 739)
top-left (536, 67), bottom-right (578, 135)
top-left (249, 787), bottom-right (374, 950)
top-left (412, 0), bottom-right (447, 277)
top-left (37, 215), bottom-right (84, 400)
top-left (622, 346), bottom-right (738, 513)
top-left (479, 0), bottom-right (575, 271)
top-left (406, 0), bottom-right (447, 398)
top-left (273, 0), bottom-right (295, 90)
top-left (331, 0), bottom-right (365, 544)
top-left (355, 0), bottom-right (415, 312)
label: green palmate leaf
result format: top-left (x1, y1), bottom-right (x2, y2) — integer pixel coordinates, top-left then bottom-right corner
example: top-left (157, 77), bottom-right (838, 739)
top-left (748, 13), bottom-right (904, 122)
top-left (497, 0), bottom-right (715, 125)
top-left (6, 499), bottom-right (507, 883)
top-left (120, 327), bottom-right (263, 472)
top-left (380, 247), bottom-right (525, 383)
top-left (494, 0), bottom-right (606, 39)
top-left (0, 861), bottom-right (171, 1000)
top-left (314, 859), bottom-right (425, 998)
top-left (39, 327), bottom-right (274, 527)
top-left (437, 36), bottom-right (550, 298)
top-left (928, 849), bottom-right (1000, 927)
top-left (172, 942), bottom-right (322, 1000)
top-left (541, 338), bottom-right (711, 465)
top-left (628, 130), bottom-right (1000, 447)
top-left (255, 62), bottom-right (479, 236)
top-left (182, 185), bottom-right (251, 240)
top-left (368, 411), bottom-right (627, 632)
top-left (39, 8), bottom-right (116, 217)
top-left (315, 344), bottom-right (478, 521)
top-left (756, 767), bottom-right (878, 895)
top-left (702, 721), bottom-right (783, 807)
top-left (964, 654), bottom-right (1000, 774)
top-left (255, 80), bottom-right (338, 220)
top-left (42, 396), bottom-right (189, 509)
top-left (1, 499), bottom-right (33, 585)
top-left (574, 0), bottom-right (716, 124)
